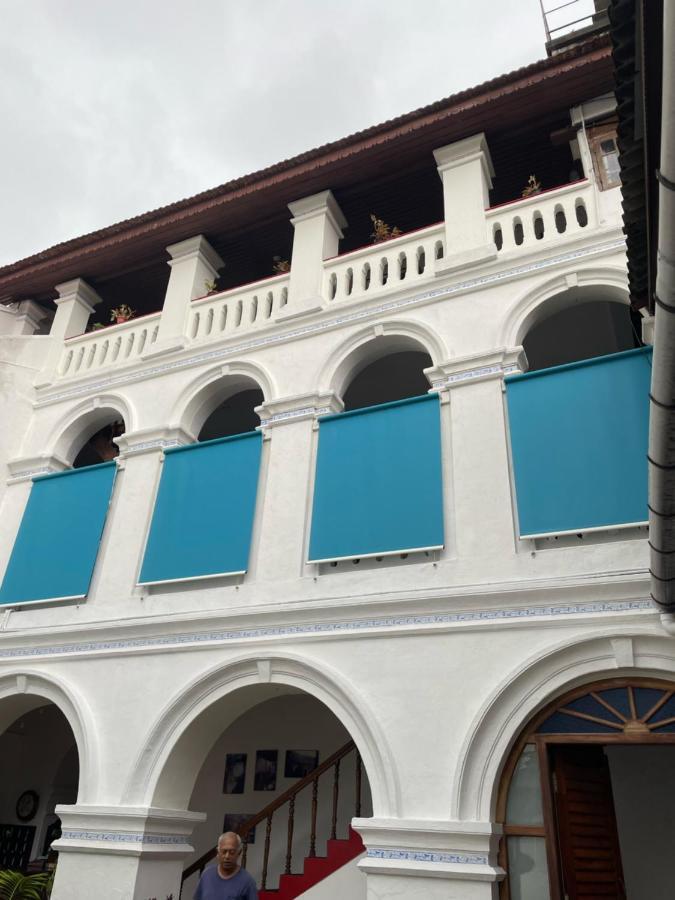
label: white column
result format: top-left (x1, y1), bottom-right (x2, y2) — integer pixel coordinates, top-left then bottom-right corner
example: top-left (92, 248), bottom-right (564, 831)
top-left (250, 393), bottom-right (342, 582)
top-left (34, 279), bottom-right (102, 387)
top-left (284, 191), bottom-right (347, 317)
top-left (426, 348), bottom-right (526, 560)
top-left (434, 134), bottom-right (496, 274)
top-left (147, 235), bottom-right (224, 357)
top-left (51, 805), bottom-right (204, 900)
top-left (354, 818), bottom-right (503, 900)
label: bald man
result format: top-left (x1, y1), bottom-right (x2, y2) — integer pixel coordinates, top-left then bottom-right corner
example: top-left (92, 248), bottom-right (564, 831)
top-left (193, 831), bottom-right (258, 900)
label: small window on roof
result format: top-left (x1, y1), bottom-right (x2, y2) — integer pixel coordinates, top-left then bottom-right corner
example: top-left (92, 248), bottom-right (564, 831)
top-left (588, 122), bottom-right (621, 190)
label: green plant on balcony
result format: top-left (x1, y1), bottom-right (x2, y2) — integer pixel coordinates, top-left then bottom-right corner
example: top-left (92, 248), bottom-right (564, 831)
top-left (369, 214), bottom-right (401, 243)
top-left (521, 175), bottom-right (542, 198)
top-left (0, 869), bottom-right (53, 899)
top-left (110, 304), bottom-right (136, 324)
top-left (204, 279), bottom-right (219, 295)
top-left (272, 256), bottom-right (290, 274)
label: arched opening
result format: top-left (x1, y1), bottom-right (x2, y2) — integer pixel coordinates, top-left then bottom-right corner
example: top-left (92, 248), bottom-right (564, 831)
top-left (185, 374), bottom-right (266, 443)
top-left (341, 341), bottom-right (433, 412)
top-left (163, 687), bottom-right (372, 899)
top-left (72, 418), bottom-right (125, 468)
top-left (0, 697), bottom-right (79, 874)
top-left (521, 287), bottom-right (636, 372)
top-left (498, 677), bottom-right (675, 900)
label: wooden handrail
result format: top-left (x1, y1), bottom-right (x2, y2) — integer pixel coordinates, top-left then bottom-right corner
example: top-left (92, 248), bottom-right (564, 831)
top-left (181, 739), bottom-right (356, 886)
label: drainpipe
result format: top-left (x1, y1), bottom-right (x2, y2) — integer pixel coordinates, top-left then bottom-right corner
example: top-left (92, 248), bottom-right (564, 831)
top-left (650, 0), bottom-right (675, 626)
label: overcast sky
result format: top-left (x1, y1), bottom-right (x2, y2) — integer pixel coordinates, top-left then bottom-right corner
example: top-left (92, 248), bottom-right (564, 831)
top-left (0, 1), bottom-right (558, 267)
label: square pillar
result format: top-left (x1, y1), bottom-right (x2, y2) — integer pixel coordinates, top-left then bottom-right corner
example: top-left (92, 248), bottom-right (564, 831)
top-left (285, 191), bottom-right (347, 317)
top-left (34, 279), bottom-right (102, 387)
top-left (434, 134), bottom-right (497, 273)
top-left (0, 300), bottom-right (48, 335)
top-left (147, 235), bottom-right (224, 357)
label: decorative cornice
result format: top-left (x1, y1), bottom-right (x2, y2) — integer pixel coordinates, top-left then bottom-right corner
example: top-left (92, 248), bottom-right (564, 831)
top-left (115, 425), bottom-right (195, 458)
top-left (35, 236), bottom-right (625, 406)
top-left (6, 453), bottom-right (70, 484)
top-left (0, 599), bottom-right (652, 662)
top-left (256, 392), bottom-right (343, 427)
top-left (425, 347), bottom-right (526, 391)
top-left (60, 830), bottom-right (187, 845)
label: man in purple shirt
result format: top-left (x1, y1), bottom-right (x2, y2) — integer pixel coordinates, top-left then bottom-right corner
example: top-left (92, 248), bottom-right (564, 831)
top-left (194, 832), bottom-right (258, 900)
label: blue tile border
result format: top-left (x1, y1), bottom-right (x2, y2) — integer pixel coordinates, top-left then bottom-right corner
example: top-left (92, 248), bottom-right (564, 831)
top-left (61, 830), bottom-right (187, 845)
top-left (367, 848), bottom-right (489, 865)
top-left (0, 599), bottom-right (652, 660)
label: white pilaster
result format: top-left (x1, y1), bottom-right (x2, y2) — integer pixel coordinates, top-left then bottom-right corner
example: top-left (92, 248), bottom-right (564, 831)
top-left (148, 235), bottom-right (224, 357)
top-left (88, 426), bottom-right (195, 605)
top-left (434, 134), bottom-right (497, 274)
top-left (426, 348), bottom-right (526, 560)
top-left (285, 191), bottom-right (347, 316)
top-left (51, 804), bottom-right (204, 900)
top-left (251, 392), bottom-right (343, 582)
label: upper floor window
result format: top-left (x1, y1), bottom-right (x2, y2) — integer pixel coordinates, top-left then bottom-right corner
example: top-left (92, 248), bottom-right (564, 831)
top-left (588, 123), bottom-right (620, 190)
top-left (73, 420), bottom-right (125, 468)
top-left (198, 389), bottom-right (263, 441)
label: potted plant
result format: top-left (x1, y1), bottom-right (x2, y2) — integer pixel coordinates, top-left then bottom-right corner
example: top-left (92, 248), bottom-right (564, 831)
top-left (110, 304), bottom-right (136, 325)
top-left (521, 175), bottom-right (542, 198)
top-left (272, 256), bottom-right (290, 274)
top-left (369, 214), bottom-right (401, 243)
top-left (204, 279), bottom-right (219, 295)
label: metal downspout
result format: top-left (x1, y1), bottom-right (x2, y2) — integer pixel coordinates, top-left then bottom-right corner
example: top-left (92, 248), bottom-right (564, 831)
top-left (650, 0), bottom-right (675, 623)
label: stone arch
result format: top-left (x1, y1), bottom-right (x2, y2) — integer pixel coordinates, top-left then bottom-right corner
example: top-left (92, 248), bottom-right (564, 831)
top-left (498, 266), bottom-right (630, 350)
top-left (452, 627), bottom-right (674, 822)
top-left (123, 652), bottom-right (399, 817)
top-left (0, 670), bottom-right (98, 802)
top-left (46, 394), bottom-right (134, 466)
top-left (174, 361), bottom-right (275, 439)
top-left (318, 319), bottom-right (446, 400)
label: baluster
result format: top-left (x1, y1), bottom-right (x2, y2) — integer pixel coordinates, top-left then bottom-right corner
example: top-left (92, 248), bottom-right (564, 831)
top-left (355, 751), bottom-right (362, 817)
top-left (262, 813), bottom-right (273, 890)
top-left (285, 796), bottom-right (295, 874)
top-left (242, 838), bottom-right (248, 869)
top-left (331, 759), bottom-right (341, 840)
top-left (309, 776), bottom-right (319, 857)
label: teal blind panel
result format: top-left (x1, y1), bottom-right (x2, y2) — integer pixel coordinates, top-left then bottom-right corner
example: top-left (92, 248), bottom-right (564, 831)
top-left (139, 431), bottom-right (262, 585)
top-left (505, 346), bottom-right (651, 537)
top-left (308, 393), bottom-right (444, 562)
top-left (0, 462), bottom-right (116, 606)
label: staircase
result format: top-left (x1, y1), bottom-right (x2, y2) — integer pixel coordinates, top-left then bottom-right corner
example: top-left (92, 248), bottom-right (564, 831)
top-left (259, 827), bottom-right (364, 900)
top-left (181, 741), bottom-right (364, 899)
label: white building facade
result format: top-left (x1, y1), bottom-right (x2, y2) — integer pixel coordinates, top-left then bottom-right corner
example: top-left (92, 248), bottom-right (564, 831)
top-left (0, 35), bottom-right (671, 900)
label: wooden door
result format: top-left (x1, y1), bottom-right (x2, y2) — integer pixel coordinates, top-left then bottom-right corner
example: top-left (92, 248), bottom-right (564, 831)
top-left (550, 745), bottom-right (626, 900)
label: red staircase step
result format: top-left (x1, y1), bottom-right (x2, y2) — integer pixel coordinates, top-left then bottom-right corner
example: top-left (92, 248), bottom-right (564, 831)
top-left (258, 828), bottom-right (364, 900)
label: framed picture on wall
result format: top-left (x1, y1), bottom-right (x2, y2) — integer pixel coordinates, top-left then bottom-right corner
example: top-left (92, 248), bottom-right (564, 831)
top-left (284, 750), bottom-right (319, 779)
top-left (254, 749), bottom-right (278, 791)
top-left (222, 813), bottom-right (255, 844)
top-left (222, 753), bottom-right (247, 794)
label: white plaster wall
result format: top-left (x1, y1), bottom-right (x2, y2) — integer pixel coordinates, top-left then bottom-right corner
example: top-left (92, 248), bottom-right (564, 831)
top-left (607, 745), bottom-right (675, 900)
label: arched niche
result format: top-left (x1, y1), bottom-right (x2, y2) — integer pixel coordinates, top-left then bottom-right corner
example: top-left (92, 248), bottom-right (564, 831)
top-left (177, 367), bottom-right (271, 442)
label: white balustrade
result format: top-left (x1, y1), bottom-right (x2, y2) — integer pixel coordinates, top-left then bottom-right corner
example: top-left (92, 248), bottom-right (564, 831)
top-left (322, 223), bottom-right (445, 304)
top-left (486, 180), bottom-right (596, 255)
top-left (188, 273), bottom-right (290, 342)
top-left (57, 314), bottom-right (161, 379)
